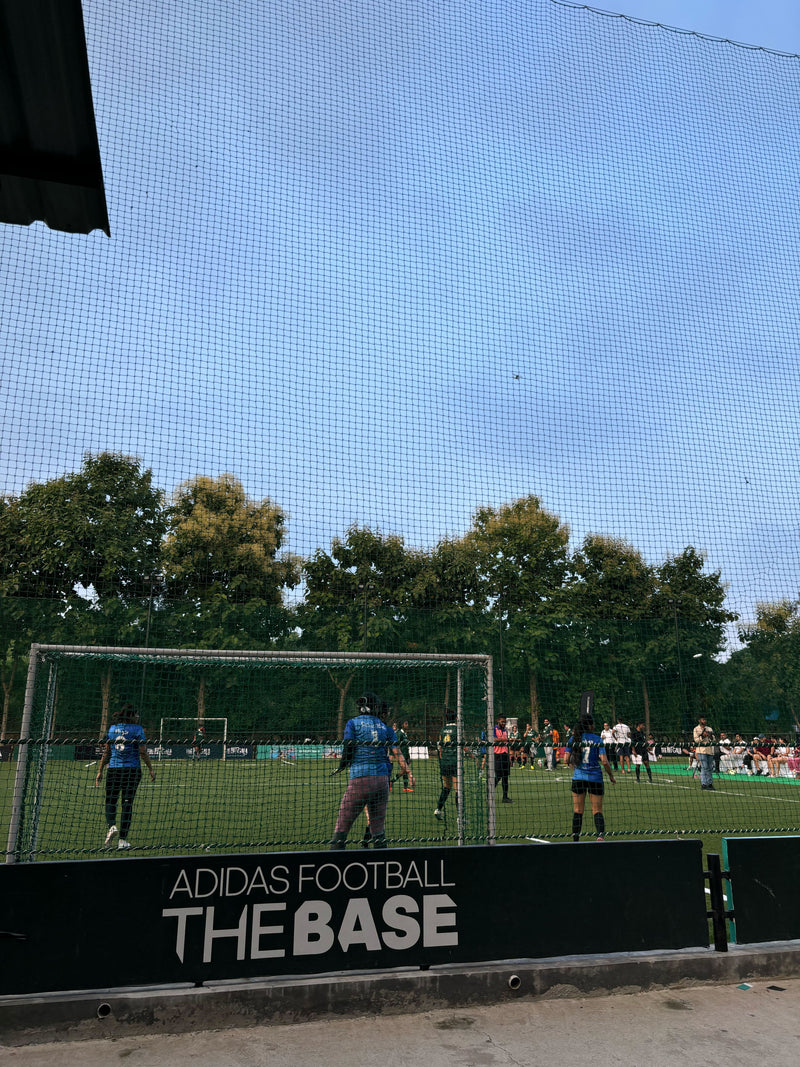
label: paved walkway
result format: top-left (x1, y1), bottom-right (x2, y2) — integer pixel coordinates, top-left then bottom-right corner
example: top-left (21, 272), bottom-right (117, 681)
top-left (1, 977), bottom-right (798, 1066)
top-left (1, 977), bottom-right (800, 1062)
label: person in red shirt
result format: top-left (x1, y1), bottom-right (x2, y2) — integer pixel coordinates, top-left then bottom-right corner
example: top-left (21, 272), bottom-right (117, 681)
top-left (494, 715), bottom-right (512, 803)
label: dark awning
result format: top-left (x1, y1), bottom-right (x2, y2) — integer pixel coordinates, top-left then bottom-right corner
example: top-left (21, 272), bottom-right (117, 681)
top-left (0, 0), bottom-right (109, 236)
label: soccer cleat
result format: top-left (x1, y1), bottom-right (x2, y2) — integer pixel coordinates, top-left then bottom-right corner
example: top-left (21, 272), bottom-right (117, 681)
top-left (104, 825), bottom-right (118, 846)
top-left (596, 835), bottom-right (604, 842)
top-left (403, 787), bottom-right (414, 792)
top-left (501, 796), bottom-right (512, 803)
top-left (117, 839), bottom-right (131, 850)
top-left (433, 809), bottom-right (444, 820)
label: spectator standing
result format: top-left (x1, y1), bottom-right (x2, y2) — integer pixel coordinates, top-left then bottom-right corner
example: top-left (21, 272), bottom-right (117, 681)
top-left (693, 715), bottom-right (716, 791)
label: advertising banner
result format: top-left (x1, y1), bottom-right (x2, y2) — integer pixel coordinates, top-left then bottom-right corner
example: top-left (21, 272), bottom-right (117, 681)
top-left (1, 841), bottom-right (707, 995)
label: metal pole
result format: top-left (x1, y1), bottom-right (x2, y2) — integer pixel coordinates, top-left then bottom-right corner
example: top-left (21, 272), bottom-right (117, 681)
top-left (5, 646), bottom-right (41, 863)
top-left (706, 853), bottom-right (729, 952)
top-left (456, 667), bottom-right (464, 846)
top-left (486, 657), bottom-right (496, 845)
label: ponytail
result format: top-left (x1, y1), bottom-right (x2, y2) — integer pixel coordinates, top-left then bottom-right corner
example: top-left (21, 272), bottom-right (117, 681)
top-left (569, 722), bottom-right (584, 767)
top-left (570, 713), bottom-right (594, 767)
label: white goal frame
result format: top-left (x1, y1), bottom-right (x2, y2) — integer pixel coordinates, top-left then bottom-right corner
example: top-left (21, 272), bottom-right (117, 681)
top-left (6, 644), bottom-right (494, 863)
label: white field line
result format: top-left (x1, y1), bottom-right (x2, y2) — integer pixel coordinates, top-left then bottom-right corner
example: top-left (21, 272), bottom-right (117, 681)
top-left (704, 887), bottom-right (729, 901)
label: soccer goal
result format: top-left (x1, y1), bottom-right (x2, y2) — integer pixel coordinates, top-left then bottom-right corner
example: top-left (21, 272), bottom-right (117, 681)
top-left (4, 644), bottom-right (494, 862)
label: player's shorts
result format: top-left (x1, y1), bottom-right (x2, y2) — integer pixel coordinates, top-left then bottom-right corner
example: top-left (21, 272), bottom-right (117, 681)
top-left (571, 778), bottom-right (604, 796)
top-left (620, 743), bottom-right (632, 756)
top-left (440, 763), bottom-right (457, 778)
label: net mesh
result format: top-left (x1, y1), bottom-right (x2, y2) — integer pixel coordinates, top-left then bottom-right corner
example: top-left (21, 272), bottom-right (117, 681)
top-left (3, 1), bottom-right (800, 856)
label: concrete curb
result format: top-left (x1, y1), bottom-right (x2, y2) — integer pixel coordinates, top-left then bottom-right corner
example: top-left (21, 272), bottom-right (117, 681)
top-left (2, 942), bottom-right (800, 1046)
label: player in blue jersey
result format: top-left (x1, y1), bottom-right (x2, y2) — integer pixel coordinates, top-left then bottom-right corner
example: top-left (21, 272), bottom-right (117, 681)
top-left (563, 711), bottom-right (615, 842)
top-left (95, 703), bottom-right (156, 850)
top-left (330, 692), bottom-right (412, 850)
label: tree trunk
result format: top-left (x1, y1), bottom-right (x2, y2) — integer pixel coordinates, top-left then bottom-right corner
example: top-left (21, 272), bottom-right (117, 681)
top-left (642, 678), bottom-right (651, 736)
top-left (100, 667), bottom-right (112, 736)
top-left (529, 673), bottom-right (540, 731)
top-left (0, 647), bottom-right (20, 740)
top-left (444, 671), bottom-right (451, 713)
top-left (330, 670), bottom-right (355, 736)
top-left (197, 675), bottom-right (206, 724)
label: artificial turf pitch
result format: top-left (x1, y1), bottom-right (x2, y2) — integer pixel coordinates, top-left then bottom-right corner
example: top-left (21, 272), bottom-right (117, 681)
top-left (3, 757), bottom-right (800, 862)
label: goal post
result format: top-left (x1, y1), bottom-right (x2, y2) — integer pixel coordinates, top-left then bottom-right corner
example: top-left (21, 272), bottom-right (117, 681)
top-left (4, 643), bottom-right (494, 862)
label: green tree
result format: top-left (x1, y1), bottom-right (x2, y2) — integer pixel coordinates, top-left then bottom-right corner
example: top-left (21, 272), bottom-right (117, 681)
top-left (300, 526), bottom-right (429, 732)
top-left (648, 547), bottom-right (737, 733)
top-left (563, 535), bottom-right (656, 726)
top-left (4, 453), bottom-right (168, 734)
top-left (162, 474), bottom-right (300, 721)
top-left (454, 496), bottom-right (571, 726)
top-left (724, 600), bottom-right (800, 734)
top-left (0, 495), bottom-right (29, 737)
top-left (13, 451), bottom-right (166, 603)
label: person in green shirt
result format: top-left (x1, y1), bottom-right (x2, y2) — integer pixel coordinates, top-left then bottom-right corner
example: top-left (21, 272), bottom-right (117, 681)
top-left (394, 720), bottom-right (414, 792)
top-left (434, 717), bottom-right (458, 820)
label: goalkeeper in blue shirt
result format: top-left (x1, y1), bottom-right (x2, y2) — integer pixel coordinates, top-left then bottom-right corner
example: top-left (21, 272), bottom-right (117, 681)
top-left (330, 693), bottom-right (412, 850)
top-left (95, 703), bottom-right (156, 851)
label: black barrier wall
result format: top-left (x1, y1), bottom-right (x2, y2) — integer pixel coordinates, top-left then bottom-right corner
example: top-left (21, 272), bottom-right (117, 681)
top-left (1, 841), bottom-right (707, 995)
top-left (723, 836), bottom-right (800, 945)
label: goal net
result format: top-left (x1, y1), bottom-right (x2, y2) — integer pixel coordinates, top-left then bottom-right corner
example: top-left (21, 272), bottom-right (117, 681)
top-left (156, 718), bottom-right (229, 759)
top-left (4, 644), bottom-right (493, 862)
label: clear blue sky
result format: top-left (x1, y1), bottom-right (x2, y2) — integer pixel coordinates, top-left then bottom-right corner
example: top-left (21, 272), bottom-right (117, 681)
top-left (605, 0), bottom-right (800, 53)
top-left (2, 0), bottom-right (799, 636)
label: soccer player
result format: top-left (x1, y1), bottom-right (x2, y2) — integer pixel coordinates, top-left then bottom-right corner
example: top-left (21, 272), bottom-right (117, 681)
top-left (494, 714), bottom-right (512, 803)
top-left (330, 693), bottom-right (411, 850)
top-left (632, 721), bottom-right (653, 783)
top-left (601, 721), bottom-right (618, 770)
top-left (192, 724), bottom-right (205, 760)
top-left (541, 718), bottom-right (555, 771)
top-left (564, 711), bottom-right (616, 841)
top-left (613, 720), bottom-right (632, 774)
top-left (95, 703), bottom-right (156, 850)
top-left (395, 720), bottom-right (414, 791)
top-left (434, 714), bottom-right (458, 820)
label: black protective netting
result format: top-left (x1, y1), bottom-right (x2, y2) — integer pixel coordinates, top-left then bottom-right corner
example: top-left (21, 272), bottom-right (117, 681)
top-left (3, 1), bottom-right (800, 853)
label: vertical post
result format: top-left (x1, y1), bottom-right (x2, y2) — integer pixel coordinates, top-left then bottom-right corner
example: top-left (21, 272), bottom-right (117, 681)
top-left (5, 644), bottom-right (42, 862)
top-left (674, 606), bottom-right (689, 736)
top-left (26, 662), bottom-right (58, 861)
top-left (486, 656), bottom-right (496, 846)
top-left (706, 853), bottom-right (729, 952)
top-left (5, 646), bottom-right (41, 863)
top-left (456, 667), bottom-right (464, 846)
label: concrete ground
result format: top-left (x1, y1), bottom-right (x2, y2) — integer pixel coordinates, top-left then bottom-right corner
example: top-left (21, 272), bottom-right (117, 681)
top-left (2, 945), bottom-right (799, 1066)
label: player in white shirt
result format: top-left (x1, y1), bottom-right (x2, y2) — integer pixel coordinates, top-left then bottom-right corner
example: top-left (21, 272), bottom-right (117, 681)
top-left (600, 722), bottom-right (618, 771)
top-left (613, 721), bottom-right (632, 775)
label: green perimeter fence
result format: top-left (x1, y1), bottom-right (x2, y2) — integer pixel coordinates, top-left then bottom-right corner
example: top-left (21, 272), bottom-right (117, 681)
top-left (3, 644), bottom-right (800, 862)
